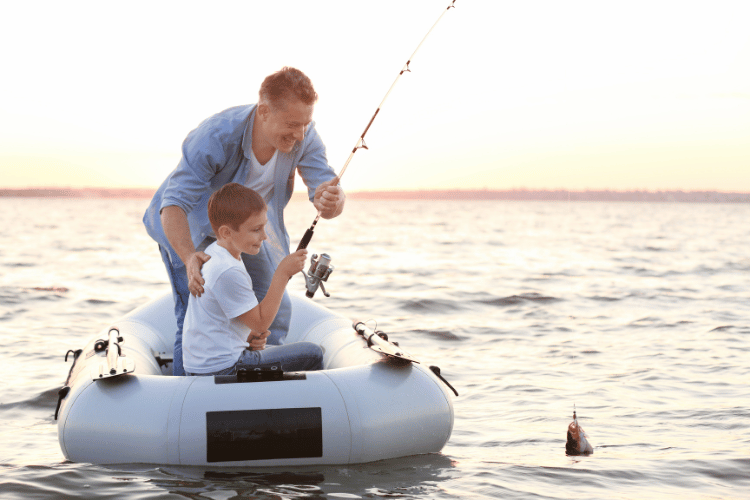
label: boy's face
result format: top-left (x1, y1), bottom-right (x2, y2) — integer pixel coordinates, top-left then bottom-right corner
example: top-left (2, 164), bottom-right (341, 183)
top-left (227, 210), bottom-right (268, 256)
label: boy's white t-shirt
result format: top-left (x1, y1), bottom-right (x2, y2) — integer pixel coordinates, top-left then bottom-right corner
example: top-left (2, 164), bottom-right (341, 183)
top-left (183, 242), bottom-right (259, 374)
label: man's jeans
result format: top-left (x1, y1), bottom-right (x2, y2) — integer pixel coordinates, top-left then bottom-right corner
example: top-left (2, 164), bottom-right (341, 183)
top-left (186, 342), bottom-right (324, 376)
top-left (158, 243), bottom-right (292, 376)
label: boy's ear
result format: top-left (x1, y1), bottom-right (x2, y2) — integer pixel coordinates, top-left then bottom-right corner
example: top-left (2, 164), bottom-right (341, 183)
top-left (217, 224), bottom-right (232, 239)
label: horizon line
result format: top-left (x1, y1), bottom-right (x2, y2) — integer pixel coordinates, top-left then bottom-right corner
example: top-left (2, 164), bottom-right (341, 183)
top-left (1, 186), bottom-right (750, 203)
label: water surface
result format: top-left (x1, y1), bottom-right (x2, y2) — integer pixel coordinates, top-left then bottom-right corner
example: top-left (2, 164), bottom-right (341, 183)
top-left (1, 197), bottom-right (748, 499)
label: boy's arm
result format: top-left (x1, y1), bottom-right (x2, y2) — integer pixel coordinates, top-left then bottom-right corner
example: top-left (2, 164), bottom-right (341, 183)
top-left (236, 249), bottom-right (306, 332)
top-left (235, 272), bottom-right (290, 332)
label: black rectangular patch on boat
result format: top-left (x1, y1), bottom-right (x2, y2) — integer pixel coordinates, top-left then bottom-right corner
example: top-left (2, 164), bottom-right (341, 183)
top-left (206, 408), bottom-right (323, 463)
top-left (213, 373), bottom-right (306, 384)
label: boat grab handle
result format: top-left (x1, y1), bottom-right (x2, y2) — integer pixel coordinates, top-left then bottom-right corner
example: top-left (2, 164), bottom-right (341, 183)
top-left (429, 366), bottom-right (459, 397)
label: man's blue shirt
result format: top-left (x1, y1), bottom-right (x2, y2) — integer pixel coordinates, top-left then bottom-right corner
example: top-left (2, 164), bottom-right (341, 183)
top-left (143, 104), bottom-right (336, 269)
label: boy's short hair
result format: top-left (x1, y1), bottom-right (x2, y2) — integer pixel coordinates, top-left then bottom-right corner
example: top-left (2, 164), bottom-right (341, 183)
top-left (208, 183), bottom-right (266, 234)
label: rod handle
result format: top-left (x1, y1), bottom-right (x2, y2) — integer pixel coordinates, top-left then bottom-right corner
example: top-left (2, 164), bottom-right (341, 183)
top-left (297, 227), bottom-right (314, 250)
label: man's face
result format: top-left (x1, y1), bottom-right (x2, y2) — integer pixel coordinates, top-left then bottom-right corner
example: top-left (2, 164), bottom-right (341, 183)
top-left (258, 98), bottom-right (314, 153)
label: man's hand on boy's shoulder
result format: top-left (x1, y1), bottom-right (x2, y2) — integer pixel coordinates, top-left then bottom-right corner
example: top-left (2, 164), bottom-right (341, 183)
top-left (187, 251), bottom-right (211, 297)
top-left (247, 330), bottom-right (271, 351)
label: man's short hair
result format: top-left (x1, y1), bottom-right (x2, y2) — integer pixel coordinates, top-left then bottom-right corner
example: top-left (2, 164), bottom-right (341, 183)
top-left (259, 67), bottom-right (318, 111)
top-left (208, 183), bottom-right (266, 234)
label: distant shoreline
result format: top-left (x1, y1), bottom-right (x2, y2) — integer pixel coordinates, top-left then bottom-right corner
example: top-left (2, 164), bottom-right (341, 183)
top-left (1, 187), bottom-right (749, 203)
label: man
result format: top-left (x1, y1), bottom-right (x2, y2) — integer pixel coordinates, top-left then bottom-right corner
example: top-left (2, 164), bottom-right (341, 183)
top-left (143, 67), bottom-right (345, 376)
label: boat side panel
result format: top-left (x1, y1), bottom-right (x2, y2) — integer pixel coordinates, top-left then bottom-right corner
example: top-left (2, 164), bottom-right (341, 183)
top-left (287, 294), bottom-right (339, 344)
top-left (114, 321), bottom-right (172, 372)
top-left (57, 376), bottom-right (95, 461)
top-left (63, 330), bottom-right (165, 392)
top-left (177, 372), bottom-right (353, 466)
top-left (328, 362), bottom-right (454, 463)
top-left (118, 292), bottom-right (382, 371)
top-left (120, 292), bottom-right (177, 346)
top-left (289, 295), bottom-right (383, 369)
top-left (60, 375), bottom-right (192, 464)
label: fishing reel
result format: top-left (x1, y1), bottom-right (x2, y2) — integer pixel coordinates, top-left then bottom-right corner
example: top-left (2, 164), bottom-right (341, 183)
top-left (304, 253), bottom-right (334, 298)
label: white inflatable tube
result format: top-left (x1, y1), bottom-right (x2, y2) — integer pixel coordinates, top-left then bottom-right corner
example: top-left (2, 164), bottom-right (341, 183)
top-left (57, 293), bottom-right (455, 466)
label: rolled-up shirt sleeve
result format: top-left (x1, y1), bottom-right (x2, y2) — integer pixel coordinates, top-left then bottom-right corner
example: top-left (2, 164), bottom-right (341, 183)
top-left (295, 123), bottom-right (337, 202)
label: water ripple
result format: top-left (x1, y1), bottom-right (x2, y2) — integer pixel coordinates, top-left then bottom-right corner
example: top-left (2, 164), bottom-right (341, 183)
top-left (482, 293), bottom-right (560, 306)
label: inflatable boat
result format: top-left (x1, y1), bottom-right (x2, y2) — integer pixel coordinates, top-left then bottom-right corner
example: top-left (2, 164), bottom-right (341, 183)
top-left (55, 292), bottom-right (456, 466)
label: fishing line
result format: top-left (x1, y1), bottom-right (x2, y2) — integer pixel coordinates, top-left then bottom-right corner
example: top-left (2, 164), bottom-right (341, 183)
top-left (296, 0), bottom-right (457, 251)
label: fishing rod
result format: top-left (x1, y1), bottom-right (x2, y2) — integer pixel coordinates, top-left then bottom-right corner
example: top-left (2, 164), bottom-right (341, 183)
top-left (297, 0), bottom-right (457, 254)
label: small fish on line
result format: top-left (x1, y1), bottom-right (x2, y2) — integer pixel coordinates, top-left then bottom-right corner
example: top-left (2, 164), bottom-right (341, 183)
top-left (566, 407), bottom-right (593, 455)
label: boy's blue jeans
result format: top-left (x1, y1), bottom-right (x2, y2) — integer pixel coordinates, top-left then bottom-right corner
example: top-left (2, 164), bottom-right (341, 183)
top-left (158, 244), bottom-right (292, 376)
top-left (186, 342), bottom-right (324, 376)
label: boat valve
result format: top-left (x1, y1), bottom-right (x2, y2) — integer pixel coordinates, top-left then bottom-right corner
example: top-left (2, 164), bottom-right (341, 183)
top-left (304, 253), bottom-right (334, 298)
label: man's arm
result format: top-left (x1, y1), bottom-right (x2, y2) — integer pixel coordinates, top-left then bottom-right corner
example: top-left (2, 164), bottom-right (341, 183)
top-left (295, 123), bottom-right (346, 219)
top-left (161, 206), bottom-right (210, 296)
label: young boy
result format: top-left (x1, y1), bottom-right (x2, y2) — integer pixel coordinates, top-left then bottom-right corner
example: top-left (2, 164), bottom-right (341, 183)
top-left (182, 183), bottom-right (323, 376)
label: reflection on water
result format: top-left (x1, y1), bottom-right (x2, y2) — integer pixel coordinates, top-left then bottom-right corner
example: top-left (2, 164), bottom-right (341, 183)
top-left (0, 454), bottom-right (458, 500)
top-left (158, 454), bottom-right (457, 499)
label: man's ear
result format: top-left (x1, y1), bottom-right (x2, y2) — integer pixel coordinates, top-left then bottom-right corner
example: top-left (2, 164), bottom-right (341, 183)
top-left (256, 102), bottom-right (270, 121)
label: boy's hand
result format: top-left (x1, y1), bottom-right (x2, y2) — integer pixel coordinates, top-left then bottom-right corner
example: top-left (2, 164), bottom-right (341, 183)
top-left (278, 249), bottom-right (307, 279)
top-left (247, 330), bottom-right (270, 351)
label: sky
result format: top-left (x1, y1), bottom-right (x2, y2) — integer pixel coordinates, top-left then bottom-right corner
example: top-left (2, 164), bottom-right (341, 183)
top-left (1, 0), bottom-right (749, 193)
